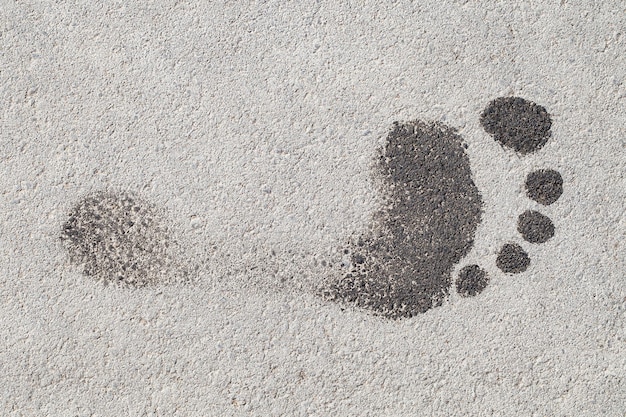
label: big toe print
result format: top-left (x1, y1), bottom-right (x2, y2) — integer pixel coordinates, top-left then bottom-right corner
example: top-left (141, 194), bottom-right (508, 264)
top-left (325, 121), bottom-right (483, 319)
top-left (480, 96), bottom-right (552, 155)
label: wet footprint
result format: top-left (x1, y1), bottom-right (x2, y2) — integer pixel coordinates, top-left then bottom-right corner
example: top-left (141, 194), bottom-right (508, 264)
top-left (61, 191), bottom-right (189, 286)
top-left (324, 97), bottom-right (563, 319)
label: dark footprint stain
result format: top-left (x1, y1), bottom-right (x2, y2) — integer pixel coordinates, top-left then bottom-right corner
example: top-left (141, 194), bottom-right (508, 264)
top-left (496, 243), bottom-right (530, 274)
top-left (320, 97), bottom-right (562, 317)
top-left (325, 121), bottom-right (483, 319)
top-left (517, 210), bottom-right (555, 244)
top-left (456, 265), bottom-right (489, 297)
top-left (480, 97), bottom-right (552, 155)
top-left (61, 191), bottom-right (184, 286)
top-left (525, 169), bottom-right (563, 205)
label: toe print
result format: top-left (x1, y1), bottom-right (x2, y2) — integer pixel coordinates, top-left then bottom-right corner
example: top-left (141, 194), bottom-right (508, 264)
top-left (61, 191), bottom-right (184, 286)
top-left (456, 265), bottom-right (489, 297)
top-left (480, 97), bottom-right (552, 155)
top-left (525, 169), bottom-right (563, 205)
top-left (325, 121), bottom-right (483, 319)
top-left (496, 243), bottom-right (530, 274)
top-left (517, 210), bottom-right (555, 244)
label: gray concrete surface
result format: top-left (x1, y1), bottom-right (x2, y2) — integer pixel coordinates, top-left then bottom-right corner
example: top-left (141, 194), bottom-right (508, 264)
top-left (1, 1), bottom-right (625, 415)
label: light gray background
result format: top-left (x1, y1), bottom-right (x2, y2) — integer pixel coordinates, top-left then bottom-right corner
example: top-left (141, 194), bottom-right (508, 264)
top-left (1, 1), bottom-right (625, 415)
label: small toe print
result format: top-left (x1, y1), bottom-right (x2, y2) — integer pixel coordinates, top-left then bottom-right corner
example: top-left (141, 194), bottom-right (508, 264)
top-left (456, 265), bottom-right (489, 297)
top-left (526, 169), bottom-right (563, 205)
top-left (480, 97), bottom-right (552, 155)
top-left (496, 243), bottom-right (530, 273)
top-left (517, 210), bottom-right (555, 244)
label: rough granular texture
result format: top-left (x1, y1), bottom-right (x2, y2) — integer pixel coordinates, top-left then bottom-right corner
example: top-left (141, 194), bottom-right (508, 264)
top-left (325, 121), bottom-right (483, 319)
top-left (480, 97), bottom-right (552, 155)
top-left (61, 191), bottom-right (182, 286)
top-left (456, 265), bottom-right (489, 297)
top-left (517, 210), bottom-right (555, 244)
top-left (525, 169), bottom-right (563, 205)
top-left (496, 243), bottom-right (530, 274)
